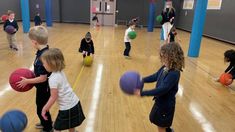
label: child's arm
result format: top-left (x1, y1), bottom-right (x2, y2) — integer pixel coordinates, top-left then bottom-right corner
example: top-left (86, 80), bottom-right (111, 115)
top-left (167, 34), bottom-right (171, 43)
top-left (79, 39), bottom-right (85, 53)
top-left (142, 66), bottom-right (165, 83)
top-left (3, 21), bottom-right (7, 31)
top-left (91, 40), bottom-right (95, 55)
top-left (17, 75), bottom-right (47, 88)
top-left (124, 29), bottom-right (129, 40)
top-left (15, 21), bottom-right (19, 31)
top-left (42, 89), bottom-right (58, 120)
top-left (225, 63), bottom-right (233, 73)
top-left (140, 71), bottom-right (179, 97)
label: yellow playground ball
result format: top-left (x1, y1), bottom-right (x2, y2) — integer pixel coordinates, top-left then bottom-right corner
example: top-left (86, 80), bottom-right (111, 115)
top-left (83, 56), bottom-right (93, 66)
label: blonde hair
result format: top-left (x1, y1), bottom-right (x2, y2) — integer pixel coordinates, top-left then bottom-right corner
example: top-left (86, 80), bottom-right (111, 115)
top-left (41, 48), bottom-right (65, 72)
top-left (7, 10), bottom-right (14, 16)
top-left (164, 1), bottom-right (175, 12)
top-left (29, 26), bottom-right (48, 45)
top-left (160, 42), bottom-right (185, 71)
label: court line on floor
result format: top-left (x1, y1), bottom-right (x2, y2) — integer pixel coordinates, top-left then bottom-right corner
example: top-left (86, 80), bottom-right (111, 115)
top-left (187, 58), bottom-right (216, 78)
top-left (72, 65), bottom-right (85, 90)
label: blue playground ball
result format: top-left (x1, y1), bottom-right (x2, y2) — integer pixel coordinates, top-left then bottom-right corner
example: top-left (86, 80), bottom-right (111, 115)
top-left (0, 110), bottom-right (28, 132)
top-left (119, 71), bottom-right (144, 95)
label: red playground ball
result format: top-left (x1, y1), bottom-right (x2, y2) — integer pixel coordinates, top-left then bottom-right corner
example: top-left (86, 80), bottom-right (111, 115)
top-left (119, 71), bottom-right (144, 95)
top-left (1, 14), bottom-right (8, 22)
top-left (219, 73), bottom-right (233, 86)
top-left (9, 68), bottom-right (35, 92)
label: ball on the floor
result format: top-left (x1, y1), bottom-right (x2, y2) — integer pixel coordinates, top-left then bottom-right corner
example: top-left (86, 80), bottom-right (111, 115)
top-left (9, 68), bottom-right (35, 92)
top-left (1, 15), bottom-right (8, 22)
top-left (5, 25), bottom-right (15, 34)
top-left (219, 73), bottom-right (233, 86)
top-left (83, 56), bottom-right (93, 66)
top-left (128, 31), bottom-right (137, 39)
top-left (119, 71), bottom-right (144, 95)
top-left (156, 15), bottom-right (163, 23)
top-left (0, 110), bottom-right (28, 132)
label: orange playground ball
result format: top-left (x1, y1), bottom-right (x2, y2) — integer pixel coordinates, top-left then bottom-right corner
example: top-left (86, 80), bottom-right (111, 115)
top-left (219, 73), bottom-right (233, 86)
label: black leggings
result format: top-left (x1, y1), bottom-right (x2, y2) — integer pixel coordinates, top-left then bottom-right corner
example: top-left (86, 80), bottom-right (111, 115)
top-left (124, 42), bottom-right (131, 56)
top-left (36, 87), bottom-right (53, 131)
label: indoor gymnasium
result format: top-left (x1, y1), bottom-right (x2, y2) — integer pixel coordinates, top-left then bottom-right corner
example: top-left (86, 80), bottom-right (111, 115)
top-left (0, 0), bottom-right (235, 132)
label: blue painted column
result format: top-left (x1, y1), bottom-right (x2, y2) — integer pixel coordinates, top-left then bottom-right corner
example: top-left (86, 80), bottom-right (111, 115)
top-left (45, 0), bottom-right (53, 27)
top-left (20, 0), bottom-right (30, 33)
top-left (188, 0), bottom-right (208, 57)
top-left (147, 2), bottom-right (156, 32)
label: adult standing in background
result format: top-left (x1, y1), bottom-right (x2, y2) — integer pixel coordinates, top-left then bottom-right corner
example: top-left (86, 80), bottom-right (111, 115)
top-left (161, 0), bottom-right (175, 43)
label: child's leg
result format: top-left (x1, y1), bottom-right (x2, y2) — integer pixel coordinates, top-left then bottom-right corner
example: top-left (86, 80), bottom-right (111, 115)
top-left (6, 34), bottom-right (12, 48)
top-left (11, 34), bottom-right (18, 49)
top-left (158, 127), bottom-right (166, 132)
top-left (69, 128), bottom-right (76, 132)
top-left (124, 42), bottom-right (131, 56)
top-left (36, 89), bottom-right (53, 131)
top-left (128, 43), bottom-right (131, 56)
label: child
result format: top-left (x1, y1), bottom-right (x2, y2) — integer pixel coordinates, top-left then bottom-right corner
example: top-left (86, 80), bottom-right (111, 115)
top-left (123, 21), bottom-right (135, 58)
top-left (3, 10), bottom-right (18, 51)
top-left (79, 32), bottom-right (95, 58)
top-left (167, 27), bottom-right (181, 43)
top-left (41, 48), bottom-right (85, 132)
top-left (129, 17), bottom-right (139, 27)
top-left (17, 26), bottom-right (53, 132)
top-left (92, 13), bottom-right (99, 27)
top-left (34, 13), bottom-right (42, 26)
top-left (135, 42), bottom-right (185, 132)
top-left (215, 49), bottom-right (235, 83)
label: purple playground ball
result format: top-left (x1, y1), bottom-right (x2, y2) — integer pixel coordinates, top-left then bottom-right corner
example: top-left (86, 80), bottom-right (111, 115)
top-left (119, 71), bottom-right (144, 95)
top-left (5, 25), bottom-right (15, 34)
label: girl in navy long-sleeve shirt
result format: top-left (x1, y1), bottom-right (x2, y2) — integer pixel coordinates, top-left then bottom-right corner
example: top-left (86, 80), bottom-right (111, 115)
top-left (135, 42), bottom-right (185, 132)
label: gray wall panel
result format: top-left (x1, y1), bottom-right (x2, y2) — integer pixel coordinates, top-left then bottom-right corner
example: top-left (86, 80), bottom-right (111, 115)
top-left (116, 0), bottom-right (180, 27)
top-left (60, 0), bottom-right (90, 23)
top-left (177, 0), bottom-right (235, 43)
top-left (29, 0), bottom-right (60, 22)
top-left (0, 0), bottom-right (21, 20)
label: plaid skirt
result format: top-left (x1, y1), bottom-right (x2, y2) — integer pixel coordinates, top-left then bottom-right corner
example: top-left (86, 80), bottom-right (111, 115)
top-left (54, 102), bottom-right (85, 130)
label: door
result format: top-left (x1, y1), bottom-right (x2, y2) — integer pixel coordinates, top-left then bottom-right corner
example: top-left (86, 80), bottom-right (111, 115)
top-left (91, 0), bottom-right (116, 26)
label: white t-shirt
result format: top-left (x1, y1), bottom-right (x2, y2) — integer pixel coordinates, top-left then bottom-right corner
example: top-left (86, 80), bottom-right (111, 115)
top-left (49, 71), bottom-right (79, 110)
top-left (124, 27), bottom-right (134, 42)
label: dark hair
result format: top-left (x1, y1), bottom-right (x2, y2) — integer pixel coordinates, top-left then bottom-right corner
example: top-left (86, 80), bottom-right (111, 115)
top-left (128, 21), bottom-right (135, 27)
top-left (224, 49), bottom-right (235, 62)
top-left (85, 32), bottom-right (91, 39)
top-left (169, 27), bottom-right (177, 35)
top-left (170, 27), bottom-right (176, 32)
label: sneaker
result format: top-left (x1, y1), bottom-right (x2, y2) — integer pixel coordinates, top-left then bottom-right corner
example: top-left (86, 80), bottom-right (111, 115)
top-left (35, 123), bottom-right (43, 129)
top-left (12, 47), bottom-right (18, 51)
top-left (124, 55), bottom-right (131, 59)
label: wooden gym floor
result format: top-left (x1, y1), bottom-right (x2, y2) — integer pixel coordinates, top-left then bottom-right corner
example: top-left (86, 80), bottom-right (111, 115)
top-left (0, 23), bottom-right (235, 132)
